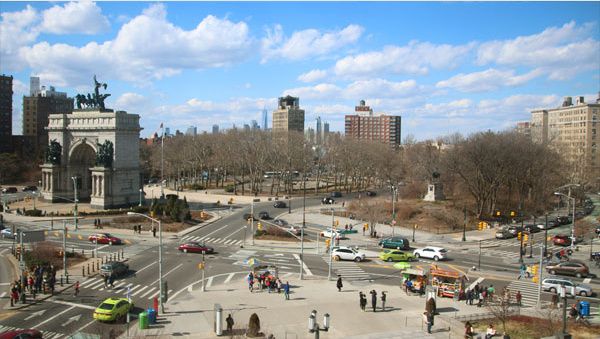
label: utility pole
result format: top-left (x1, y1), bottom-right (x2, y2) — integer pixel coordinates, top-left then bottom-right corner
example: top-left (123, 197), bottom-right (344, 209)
top-left (462, 206), bottom-right (467, 242)
top-left (63, 220), bottom-right (68, 283)
top-left (201, 250), bottom-right (206, 292)
top-left (72, 176), bottom-right (78, 230)
top-left (160, 123), bottom-right (165, 198)
top-left (478, 240), bottom-right (482, 271)
top-left (328, 208), bottom-right (334, 281)
top-left (391, 186), bottom-right (396, 237)
top-left (536, 243), bottom-right (544, 309)
top-left (519, 218), bottom-right (524, 264)
top-left (544, 214), bottom-right (549, 257)
top-left (19, 230), bottom-right (26, 303)
top-left (300, 176), bottom-right (306, 280)
top-left (251, 201), bottom-right (255, 246)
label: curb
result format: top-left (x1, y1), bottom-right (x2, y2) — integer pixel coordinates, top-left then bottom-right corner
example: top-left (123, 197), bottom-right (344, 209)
top-left (176, 214), bottom-right (223, 238)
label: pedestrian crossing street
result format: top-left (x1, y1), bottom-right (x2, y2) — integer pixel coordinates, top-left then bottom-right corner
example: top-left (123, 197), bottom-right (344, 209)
top-left (77, 277), bottom-right (173, 300)
top-left (0, 325), bottom-right (64, 339)
top-left (507, 280), bottom-right (540, 307)
top-left (321, 255), bottom-right (371, 281)
top-left (180, 234), bottom-right (244, 246)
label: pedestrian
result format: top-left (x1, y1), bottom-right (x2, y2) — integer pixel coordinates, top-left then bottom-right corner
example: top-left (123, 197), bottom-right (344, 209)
top-left (276, 278), bottom-right (282, 293)
top-left (27, 275), bottom-right (33, 293)
top-left (133, 225), bottom-right (137, 234)
top-left (464, 321), bottom-right (474, 338)
top-left (152, 227), bottom-right (156, 238)
top-left (381, 291), bottom-right (387, 311)
top-left (518, 263), bottom-right (526, 280)
top-left (551, 290), bottom-right (558, 308)
top-left (427, 311), bottom-right (435, 334)
top-left (487, 285), bottom-right (495, 300)
top-left (266, 277), bottom-right (272, 293)
top-left (10, 285), bottom-right (18, 307)
top-left (336, 275), bottom-right (343, 292)
top-left (283, 281), bottom-right (290, 300)
top-left (516, 290), bottom-right (522, 307)
top-left (74, 281), bottom-right (80, 297)
top-left (108, 275), bottom-right (114, 288)
top-left (370, 289), bottom-right (377, 312)
top-left (226, 313), bottom-right (234, 333)
top-left (103, 274), bottom-right (109, 288)
top-left (466, 289), bottom-right (472, 305)
top-left (362, 224), bottom-right (366, 236)
top-left (359, 292), bottom-right (367, 311)
top-left (478, 290), bottom-right (484, 307)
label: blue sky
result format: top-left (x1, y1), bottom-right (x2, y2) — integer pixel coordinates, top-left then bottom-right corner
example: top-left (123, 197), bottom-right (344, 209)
top-left (1, 1), bottom-right (599, 139)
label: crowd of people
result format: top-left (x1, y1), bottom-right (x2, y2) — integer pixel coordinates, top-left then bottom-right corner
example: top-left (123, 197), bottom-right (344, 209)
top-left (246, 271), bottom-right (290, 299)
top-left (10, 264), bottom-right (57, 307)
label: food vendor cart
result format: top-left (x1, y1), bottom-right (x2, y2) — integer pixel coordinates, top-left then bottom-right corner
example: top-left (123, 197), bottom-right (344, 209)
top-left (400, 268), bottom-right (428, 295)
top-left (430, 268), bottom-right (463, 298)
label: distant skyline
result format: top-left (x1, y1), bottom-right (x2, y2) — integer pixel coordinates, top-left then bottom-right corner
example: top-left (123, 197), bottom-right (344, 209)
top-left (1, 1), bottom-right (598, 140)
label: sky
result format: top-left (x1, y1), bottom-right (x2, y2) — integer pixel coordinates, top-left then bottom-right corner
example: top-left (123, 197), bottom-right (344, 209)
top-left (1, 1), bottom-right (599, 140)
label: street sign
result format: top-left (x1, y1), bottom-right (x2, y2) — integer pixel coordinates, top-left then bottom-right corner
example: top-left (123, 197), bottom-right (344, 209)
top-left (21, 230), bottom-right (45, 243)
top-left (19, 262), bottom-right (25, 270)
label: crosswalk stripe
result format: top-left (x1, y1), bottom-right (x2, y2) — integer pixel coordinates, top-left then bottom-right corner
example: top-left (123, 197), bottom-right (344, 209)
top-left (224, 239), bottom-right (234, 245)
top-left (583, 278), bottom-right (591, 284)
top-left (224, 273), bottom-right (235, 284)
top-left (80, 278), bottom-right (99, 287)
top-left (206, 277), bottom-right (214, 288)
top-left (139, 287), bottom-right (157, 298)
top-left (87, 280), bottom-right (106, 289)
top-left (192, 236), bottom-right (202, 242)
top-left (203, 237), bottom-right (212, 242)
top-left (0, 292), bottom-right (6, 298)
top-left (132, 285), bottom-right (149, 296)
top-left (128, 284), bottom-right (142, 293)
top-left (148, 290), bottom-right (159, 299)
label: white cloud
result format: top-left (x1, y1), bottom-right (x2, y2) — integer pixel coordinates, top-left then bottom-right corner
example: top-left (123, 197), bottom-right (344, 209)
top-left (436, 68), bottom-right (544, 92)
top-left (284, 78), bottom-right (421, 101)
top-left (115, 92), bottom-right (145, 110)
top-left (298, 69), bottom-right (328, 83)
top-left (477, 21), bottom-right (600, 80)
top-left (18, 4), bottom-right (255, 87)
top-left (283, 83), bottom-right (342, 100)
top-left (333, 41), bottom-right (474, 79)
top-left (0, 5), bottom-right (39, 70)
top-left (261, 24), bottom-right (363, 63)
top-left (40, 1), bottom-right (110, 35)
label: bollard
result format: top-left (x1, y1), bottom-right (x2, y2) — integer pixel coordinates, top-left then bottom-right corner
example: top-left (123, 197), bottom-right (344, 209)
top-left (97, 261), bottom-right (100, 271)
top-left (60, 276), bottom-right (63, 286)
top-left (153, 297), bottom-right (159, 315)
top-left (82, 267), bottom-right (85, 277)
top-left (87, 263), bottom-right (90, 275)
top-left (82, 249), bottom-right (84, 256)
top-left (121, 249), bottom-right (124, 260)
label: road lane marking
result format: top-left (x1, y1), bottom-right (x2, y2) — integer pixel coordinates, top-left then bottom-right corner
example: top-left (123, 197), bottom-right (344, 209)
top-left (135, 261), bottom-right (156, 275)
top-left (206, 277), bottom-right (214, 289)
top-left (224, 273), bottom-right (235, 284)
top-left (79, 278), bottom-right (98, 288)
top-left (139, 287), bottom-right (157, 298)
top-left (32, 306), bottom-right (75, 328)
top-left (224, 227), bottom-right (244, 239)
top-left (293, 254), bottom-right (313, 276)
top-left (200, 223), bottom-right (232, 240)
top-left (0, 248), bottom-right (8, 255)
top-left (96, 244), bottom-right (109, 251)
top-left (128, 284), bottom-right (142, 293)
top-left (25, 310), bottom-right (46, 320)
top-left (150, 263), bottom-right (183, 286)
top-left (170, 271), bottom-right (249, 301)
top-left (224, 239), bottom-right (233, 245)
top-left (468, 277), bottom-right (485, 291)
top-left (73, 319), bottom-right (96, 334)
top-left (132, 285), bottom-right (149, 296)
top-left (0, 292), bottom-right (6, 298)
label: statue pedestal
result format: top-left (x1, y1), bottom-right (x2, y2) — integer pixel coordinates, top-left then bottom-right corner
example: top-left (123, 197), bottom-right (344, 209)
top-left (424, 183), bottom-right (445, 202)
top-left (91, 167), bottom-right (112, 209)
top-left (40, 164), bottom-right (65, 202)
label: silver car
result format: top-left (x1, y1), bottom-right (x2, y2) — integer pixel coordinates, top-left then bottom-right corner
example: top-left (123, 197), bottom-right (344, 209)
top-left (542, 277), bottom-right (593, 297)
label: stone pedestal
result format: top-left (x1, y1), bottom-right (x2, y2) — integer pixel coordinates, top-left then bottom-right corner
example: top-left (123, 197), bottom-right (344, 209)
top-left (40, 164), bottom-right (65, 202)
top-left (423, 183), bottom-right (445, 202)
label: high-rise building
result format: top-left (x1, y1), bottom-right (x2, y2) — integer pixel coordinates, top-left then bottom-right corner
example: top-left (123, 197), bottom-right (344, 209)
top-left (272, 95), bottom-right (305, 133)
top-left (316, 116), bottom-right (322, 145)
top-left (30, 76), bottom-right (40, 96)
top-left (212, 124), bottom-right (219, 134)
top-left (305, 127), bottom-right (315, 144)
top-left (165, 127), bottom-right (171, 136)
top-left (185, 126), bottom-right (197, 136)
top-left (23, 78), bottom-right (73, 152)
top-left (323, 121), bottom-right (330, 144)
top-left (0, 75), bottom-right (13, 153)
top-left (251, 120), bottom-right (259, 130)
top-left (515, 121), bottom-right (531, 138)
top-left (530, 95), bottom-right (600, 182)
top-left (344, 100), bottom-right (402, 147)
top-left (262, 107), bottom-right (268, 130)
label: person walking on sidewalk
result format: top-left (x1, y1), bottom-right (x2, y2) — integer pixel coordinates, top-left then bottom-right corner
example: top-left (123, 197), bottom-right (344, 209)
top-left (381, 291), bottom-right (387, 311)
top-left (283, 281), bottom-right (290, 300)
top-left (247, 272), bottom-right (254, 292)
top-left (516, 290), bottom-right (522, 307)
top-left (10, 285), bottom-right (18, 307)
top-left (370, 290), bottom-right (377, 312)
top-left (423, 311), bottom-right (434, 334)
top-left (226, 313), bottom-right (234, 333)
top-left (336, 275), bottom-right (343, 292)
top-left (359, 292), bottom-right (367, 311)
top-left (152, 227), bottom-right (157, 238)
top-left (74, 281), bottom-right (80, 296)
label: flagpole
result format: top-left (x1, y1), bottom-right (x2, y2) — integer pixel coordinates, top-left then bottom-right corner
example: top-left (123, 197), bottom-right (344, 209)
top-left (160, 123), bottom-right (164, 198)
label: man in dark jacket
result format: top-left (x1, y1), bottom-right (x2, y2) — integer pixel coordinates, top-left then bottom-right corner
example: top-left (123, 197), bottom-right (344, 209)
top-left (370, 290), bottom-right (377, 312)
top-left (336, 275), bottom-right (343, 292)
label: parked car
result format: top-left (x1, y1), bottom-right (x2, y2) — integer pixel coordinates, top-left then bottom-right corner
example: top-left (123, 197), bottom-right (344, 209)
top-left (242, 213), bottom-right (254, 221)
top-left (523, 224), bottom-right (540, 233)
top-left (556, 216), bottom-right (572, 225)
top-left (93, 297), bottom-right (134, 322)
top-left (322, 197), bottom-right (334, 204)
top-left (88, 233), bottom-right (122, 245)
top-left (1, 228), bottom-right (15, 239)
top-left (288, 225), bottom-right (301, 236)
top-left (541, 277), bottom-right (593, 297)
top-left (379, 249), bottom-right (414, 262)
top-left (365, 191), bottom-right (377, 197)
top-left (330, 191), bottom-right (342, 198)
top-left (495, 228), bottom-right (514, 239)
top-left (178, 242), bottom-right (214, 254)
top-left (0, 328), bottom-right (42, 339)
top-left (258, 211), bottom-right (271, 220)
top-left (413, 246), bottom-right (447, 261)
top-left (1, 187), bottom-right (17, 194)
top-left (553, 234), bottom-right (574, 246)
top-left (331, 248), bottom-right (365, 262)
top-left (100, 261), bottom-right (129, 278)
top-left (378, 237), bottom-right (410, 250)
top-left (595, 225), bottom-right (600, 236)
top-left (320, 229), bottom-right (342, 239)
top-left (22, 186), bottom-right (38, 192)
top-left (273, 201), bottom-right (287, 208)
top-left (507, 225), bottom-right (523, 236)
top-left (546, 261), bottom-right (589, 278)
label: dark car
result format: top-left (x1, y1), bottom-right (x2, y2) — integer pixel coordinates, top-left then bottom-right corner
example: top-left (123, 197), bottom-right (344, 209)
top-left (178, 242), bottom-right (214, 254)
top-left (556, 216), bottom-right (572, 225)
top-left (273, 219), bottom-right (288, 227)
top-left (330, 191), bottom-right (342, 198)
top-left (546, 261), bottom-right (589, 278)
top-left (595, 225), bottom-right (600, 236)
top-left (1, 187), bottom-right (17, 194)
top-left (243, 213), bottom-right (254, 221)
top-left (378, 237), bottom-right (410, 250)
top-left (258, 211), bottom-right (270, 220)
top-left (523, 224), bottom-right (540, 233)
top-left (273, 201), bottom-right (287, 208)
top-left (0, 329), bottom-right (43, 339)
top-left (22, 186), bottom-right (38, 192)
top-left (507, 225), bottom-right (523, 236)
top-left (495, 229), bottom-right (514, 239)
top-left (322, 197), bottom-right (334, 204)
top-left (365, 191), bottom-right (377, 197)
top-left (100, 261), bottom-right (129, 278)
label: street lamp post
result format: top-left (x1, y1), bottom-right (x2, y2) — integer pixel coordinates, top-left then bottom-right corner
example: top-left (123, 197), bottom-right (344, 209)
top-left (391, 185), bottom-right (396, 237)
top-left (554, 192), bottom-right (576, 252)
top-left (462, 207), bottom-right (467, 242)
top-left (139, 189), bottom-right (143, 207)
top-left (71, 177), bottom-right (78, 230)
top-left (127, 212), bottom-right (163, 313)
top-left (300, 176), bottom-right (306, 280)
top-left (328, 208), bottom-right (334, 281)
top-left (308, 310), bottom-right (330, 339)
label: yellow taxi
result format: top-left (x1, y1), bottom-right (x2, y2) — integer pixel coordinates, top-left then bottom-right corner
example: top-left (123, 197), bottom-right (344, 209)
top-left (93, 297), bottom-right (133, 322)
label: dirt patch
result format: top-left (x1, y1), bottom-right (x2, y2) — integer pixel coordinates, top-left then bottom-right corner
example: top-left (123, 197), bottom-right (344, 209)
top-left (99, 212), bottom-right (212, 233)
top-left (471, 315), bottom-right (600, 339)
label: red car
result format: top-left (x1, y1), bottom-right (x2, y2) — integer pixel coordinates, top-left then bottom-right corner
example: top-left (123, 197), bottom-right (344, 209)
top-left (88, 233), bottom-right (122, 245)
top-left (0, 329), bottom-right (43, 339)
top-left (178, 242), bottom-right (214, 254)
top-left (552, 234), bottom-right (572, 246)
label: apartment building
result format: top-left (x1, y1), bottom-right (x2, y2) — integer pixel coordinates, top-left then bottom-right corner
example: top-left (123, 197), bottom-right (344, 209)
top-left (344, 100), bottom-right (402, 147)
top-left (272, 95), bottom-right (305, 133)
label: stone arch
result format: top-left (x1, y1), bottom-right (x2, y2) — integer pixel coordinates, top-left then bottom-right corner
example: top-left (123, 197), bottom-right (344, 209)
top-left (69, 142), bottom-right (96, 200)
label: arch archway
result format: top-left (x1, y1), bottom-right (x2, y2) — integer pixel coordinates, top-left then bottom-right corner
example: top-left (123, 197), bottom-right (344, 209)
top-left (70, 143), bottom-right (95, 200)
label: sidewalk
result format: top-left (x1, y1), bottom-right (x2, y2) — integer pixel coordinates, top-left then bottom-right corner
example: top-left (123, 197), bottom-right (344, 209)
top-left (121, 275), bottom-right (509, 339)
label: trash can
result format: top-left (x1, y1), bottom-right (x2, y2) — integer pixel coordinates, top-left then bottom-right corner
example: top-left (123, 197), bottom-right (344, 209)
top-left (138, 311), bottom-right (148, 329)
top-left (147, 307), bottom-right (156, 324)
top-left (579, 301), bottom-right (590, 317)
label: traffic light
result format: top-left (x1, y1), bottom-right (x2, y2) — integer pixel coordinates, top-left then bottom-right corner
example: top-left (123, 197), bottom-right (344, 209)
top-left (510, 211), bottom-right (516, 217)
top-left (478, 222), bottom-right (485, 231)
top-left (257, 222), bottom-right (262, 231)
top-left (495, 211), bottom-right (501, 217)
top-left (523, 234), bottom-right (529, 243)
top-left (517, 232), bottom-right (522, 240)
top-left (531, 265), bottom-right (538, 275)
top-left (335, 220), bottom-right (339, 227)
